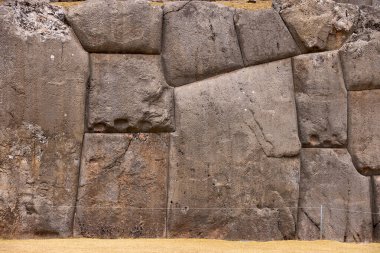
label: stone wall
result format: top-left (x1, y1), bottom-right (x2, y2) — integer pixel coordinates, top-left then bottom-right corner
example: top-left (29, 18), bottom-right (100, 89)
top-left (0, 0), bottom-right (379, 242)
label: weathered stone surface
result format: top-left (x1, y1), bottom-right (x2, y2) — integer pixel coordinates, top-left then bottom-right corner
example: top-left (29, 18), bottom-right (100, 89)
top-left (88, 54), bottom-right (174, 133)
top-left (334, 0), bottom-right (372, 5)
top-left (66, 0), bottom-right (162, 53)
top-left (168, 59), bottom-right (301, 240)
top-left (297, 149), bottom-right (372, 242)
top-left (0, 2), bottom-right (89, 140)
top-left (348, 90), bottom-right (380, 175)
top-left (374, 176), bottom-right (380, 242)
top-left (277, 0), bottom-right (359, 52)
top-left (338, 5), bottom-right (380, 90)
top-left (0, 1), bottom-right (88, 238)
top-left (293, 51), bottom-right (347, 147)
top-left (234, 8), bottom-right (300, 66)
top-left (162, 1), bottom-right (244, 87)
top-left (0, 124), bottom-right (80, 238)
top-left (374, 0), bottom-right (380, 7)
top-left (74, 133), bottom-right (168, 238)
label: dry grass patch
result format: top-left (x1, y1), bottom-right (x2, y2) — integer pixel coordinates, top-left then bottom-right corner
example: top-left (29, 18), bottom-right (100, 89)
top-left (1, 239), bottom-right (380, 253)
top-left (218, 0), bottom-right (272, 10)
top-left (50, 2), bottom-right (83, 8)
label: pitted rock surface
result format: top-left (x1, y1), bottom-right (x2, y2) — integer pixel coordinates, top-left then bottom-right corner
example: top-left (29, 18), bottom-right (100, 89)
top-left (66, 0), bottom-right (163, 53)
top-left (88, 54), bottom-right (174, 133)
top-left (293, 51), bottom-right (347, 147)
top-left (74, 133), bottom-right (168, 238)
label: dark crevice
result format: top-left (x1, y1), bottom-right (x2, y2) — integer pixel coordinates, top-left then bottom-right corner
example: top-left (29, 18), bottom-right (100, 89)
top-left (163, 0), bottom-right (193, 16)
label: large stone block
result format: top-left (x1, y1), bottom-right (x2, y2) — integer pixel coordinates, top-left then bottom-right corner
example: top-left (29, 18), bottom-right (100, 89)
top-left (339, 31), bottom-right (380, 91)
top-left (88, 54), bottom-right (174, 133)
top-left (297, 149), bottom-right (372, 242)
top-left (162, 1), bottom-right (244, 87)
top-left (66, 0), bottom-right (162, 53)
top-left (74, 133), bottom-right (169, 238)
top-left (293, 51), bottom-right (347, 147)
top-left (168, 59), bottom-right (301, 240)
top-left (0, 2), bottom-right (88, 238)
top-left (278, 0), bottom-right (359, 52)
top-left (348, 90), bottom-right (380, 175)
top-left (234, 9), bottom-right (300, 66)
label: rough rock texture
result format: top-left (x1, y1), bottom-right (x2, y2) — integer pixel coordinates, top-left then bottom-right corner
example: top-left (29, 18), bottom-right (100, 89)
top-left (0, 1), bottom-right (88, 238)
top-left (276, 0), bottom-right (360, 52)
top-left (0, 124), bottom-right (80, 238)
top-left (340, 4), bottom-right (380, 91)
top-left (88, 54), bottom-right (174, 133)
top-left (234, 8), bottom-right (300, 66)
top-left (162, 1), bottom-right (244, 87)
top-left (293, 51), bottom-right (347, 148)
top-left (348, 90), bottom-right (380, 175)
top-left (66, 0), bottom-right (163, 54)
top-left (168, 59), bottom-right (301, 240)
top-left (0, 2), bottom-right (89, 140)
top-left (374, 176), bottom-right (380, 241)
top-left (374, 0), bottom-right (380, 7)
top-left (74, 133), bottom-right (169, 238)
top-left (297, 149), bottom-right (372, 242)
top-left (334, 0), bottom-right (372, 5)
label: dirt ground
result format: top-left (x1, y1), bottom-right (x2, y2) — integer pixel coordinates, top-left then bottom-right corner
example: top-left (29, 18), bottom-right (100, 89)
top-left (1, 239), bottom-right (380, 253)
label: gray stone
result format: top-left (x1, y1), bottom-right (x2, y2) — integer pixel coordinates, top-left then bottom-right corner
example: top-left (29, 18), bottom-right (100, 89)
top-left (88, 54), bottom-right (174, 133)
top-left (334, 0), bottom-right (372, 5)
top-left (278, 0), bottom-right (359, 52)
top-left (234, 8), bottom-right (300, 66)
top-left (74, 133), bottom-right (169, 238)
top-left (162, 1), bottom-right (244, 87)
top-left (293, 51), bottom-right (347, 147)
top-left (374, 176), bottom-right (380, 242)
top-left (0, 2), bottom-right (88, 238)
top-left (66, 0), bottom-right (162, 53)
top-left (0, 124), bottom-right (80, 238)
top-left (339, 32), bottom-right (380, 91)
top-left (297, 148), bottom-right (372, 242)
top-left (168, 59), bottom-right (301, 240)
top-left (374, 0), bottom-right (380, 7)
top-left (348, 90), bottom-right (380, 175)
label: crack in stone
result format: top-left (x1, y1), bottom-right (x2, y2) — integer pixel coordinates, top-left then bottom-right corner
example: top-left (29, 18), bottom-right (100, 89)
top-left (247, 108), bottom-right (274, 157)
top-left (301, 208), bottom-right (320, 232)
top-left (163, 0), bottom-right (193, 16)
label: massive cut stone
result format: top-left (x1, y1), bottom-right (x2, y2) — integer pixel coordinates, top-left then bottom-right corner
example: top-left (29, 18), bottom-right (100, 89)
top-left (374, 176), bottom-right (380, 242)
top-left (297, 149), bottom-right (372, 242)
top-left (74, 133), bottom-right (168, 238)
top-left (293, 51), bottom-right (347, 148)
top-left (0, 1), bottom-right (88, 238)
top-left (234, 9), bottom-right (300, 66)
top-left (162, 1), bottom-right (244, 87)
top-left (88, 54), bottom-right (174, 133)
top-left (339, 31), bottom-right (380, 91)
top-left (348, 90), bottom-right (380, 175)
top-left (168, 59), bottom-right (301, 240)
top-left (66, 0), bottom-right (162, 53)
top-left (277, 0), bottom-right (359, 52)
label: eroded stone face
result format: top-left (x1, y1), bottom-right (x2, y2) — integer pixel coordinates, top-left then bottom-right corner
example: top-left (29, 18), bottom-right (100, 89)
top-left (74, 133), bottom-right (169, 238)
top-left (339, 31), bottom-right (380, 91)
top-left (277, 0), bottom-right (359, 52)
top-left (162, 1), bottom-right (244, 87)
top-left (66, 0), bottom-right (162, 53)
top-left (0, 2), bottom-right (88, 238)
top-left (88, 54), bottom-right (175, 133)
top-left (293, 51), bottom-right (347, 147)
top-left (348, 90), bottom-right (380, 175)
top-left (234, 8), bottom-right (300, 66)
top-left (168, 60), bottom-right (300, 240)
top-left (0, 124), bottom-right (80, 238)
top-left (297, 149), bottom-right (372, 242)
top-left (374, 176), bottom-right (380, 242)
